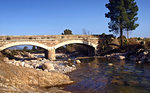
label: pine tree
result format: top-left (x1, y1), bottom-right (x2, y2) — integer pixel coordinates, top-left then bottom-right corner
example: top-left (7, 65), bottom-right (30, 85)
top-left (105, 0), bottom-right (138, 47)
top-left (124, 0), bottom-right (139, 38)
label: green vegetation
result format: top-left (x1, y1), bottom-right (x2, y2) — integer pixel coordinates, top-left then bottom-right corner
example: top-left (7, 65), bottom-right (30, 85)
top-left (97, 34), bottom-right (115, 55)
top-left (105, 0), bottom-right (139, 47)
top-left (62, 29), bottom-right (73, 35)
top-left (6, 36), bottom-right (11, 40)
top-left (29, 37), bottom-right (32, 39)
top-left (2, 49), bottom-right (22, 59)
top-left (23, 46), bottom-right (28, 51)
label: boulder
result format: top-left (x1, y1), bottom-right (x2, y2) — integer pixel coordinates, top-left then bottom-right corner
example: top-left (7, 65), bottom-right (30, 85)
top-left (29, 54), bottom-right (34, 58)
top-left (105, 55), bottom-right (111, 57)
top-left (20, 62), bottom-right (25, 67)
top-left (68, 58), bottom-right (72, 61)
top-left (147, 59), bottom-right (150, 63)
top-left (32, 64), bottom-right (39, 68)
top-left (76, 60), bottom-right (81, 64)
top-left (137, 61), bottom-right (142, 64)
top-left (43, 58), bottom-right (47, 61)
top-left (22, 52), bottom-right (30, 57)
top-left (117, 56), bottom-right (125, 60)
top-left (3, 57), bottom-right (9, 62)
top-left (42, 63), bottom-right (55, 71)
top-left (24, 63), bottom-right (31, 68)
top-left (24, 60), bottom-right (29, 63)
top-left (29, 66), bottom-right (34, 69)
top-left (15, 62), bottom-right (20, 66)
top-left (30, 60), bottom-right (36, 63)
top-left (68, 58), bottom-right (73, 63)
top-left (143, 51), bottom-right (148, 55)
top-left (44, 69), bottom-right (48, 72)
top-left (140, 56), bottom-right (146, 60)
top-left (108, 63), bottom-right (113, 66)
top-left (37, 58), bottom-right (42, 61)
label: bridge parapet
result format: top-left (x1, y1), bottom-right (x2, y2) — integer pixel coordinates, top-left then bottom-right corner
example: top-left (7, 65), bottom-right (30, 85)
top-left (0, 35), bottom-right (101, 60)
top-left (0, 35), bottom-right (100, 41)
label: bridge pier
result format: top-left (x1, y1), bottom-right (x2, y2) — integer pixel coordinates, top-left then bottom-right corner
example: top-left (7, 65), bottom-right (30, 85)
top-left (45, 48), bottom-right (56, 60)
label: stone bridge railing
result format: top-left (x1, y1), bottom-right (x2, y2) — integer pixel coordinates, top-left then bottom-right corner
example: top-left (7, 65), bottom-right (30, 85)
top-left (0, 35), bottom-right (101, 60)
top-left (0, 35), bottom-right (100, 40)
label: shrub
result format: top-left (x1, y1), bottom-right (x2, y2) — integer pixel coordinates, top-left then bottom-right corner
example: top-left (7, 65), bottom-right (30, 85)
top-left (145, 40), bottom-right (150, 49)
top-left (128, 38), bottom-right (139, 45)
top-left (6, 37), bottom-right (11, 40)
top-left (137, 37), bottom-right (141, 40)
top-left (29, 37), bottom-right (32, 39)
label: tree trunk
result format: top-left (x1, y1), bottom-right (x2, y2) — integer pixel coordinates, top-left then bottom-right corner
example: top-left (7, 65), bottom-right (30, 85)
top-left (120, 24), bottom-right (123, 48)
top-left (127, 30), bottom-right (129, 39)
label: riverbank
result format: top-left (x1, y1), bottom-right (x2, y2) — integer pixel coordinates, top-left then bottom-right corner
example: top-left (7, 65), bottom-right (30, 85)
top-left (76, 47), bottom-right (150, 64)
top-left (4, 58), bottom-right (77, 74)
top-left (0, 61), bottom-right (74, 92)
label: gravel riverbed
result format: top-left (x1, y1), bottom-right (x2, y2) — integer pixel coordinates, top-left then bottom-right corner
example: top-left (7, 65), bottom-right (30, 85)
top-left (5, 58), bottom-right (77, 73)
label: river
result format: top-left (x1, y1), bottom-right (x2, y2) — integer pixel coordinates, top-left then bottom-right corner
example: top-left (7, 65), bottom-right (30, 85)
top-left (63, 58), bottom-right (150, 93)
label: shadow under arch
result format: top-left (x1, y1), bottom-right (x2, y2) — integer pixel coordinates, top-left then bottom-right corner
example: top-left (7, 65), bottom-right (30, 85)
top-left (54, 40), bottom-right (97, 50)
top-left (54, 40), bottom-right (97, 56)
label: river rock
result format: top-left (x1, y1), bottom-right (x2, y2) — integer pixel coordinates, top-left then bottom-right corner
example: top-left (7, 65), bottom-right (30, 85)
top-left (37, 58), bottom-right (42, 61)
top-left (32, 64), bottom-right (39, 68)
top-left (72, 65), bottom-right (76, 67)
top-left (68, 58), bottom-right (72, 62)
top-left (147, 59), bottom-right (150, 63)
top-left (15, 62), bottom-right (20, 66)
top-left (42, 63), bottom-right (55, 71)
top-left (76, 60), bottom-right (81, 64)
top-left (43, 58), bottom-right (47, 61)
top-left (108, 63), bottom-right (113, 66)
top-left (24, 63), bottom-right (31, 68)
top-left (29, 54), bottom-right (34, 58)
top-left (105, 55), bottom-right (111, 57)
top-left (29, 65), bottom-right (34, 69)
top-left (31, 60), bottom-right (36, 63)
top-left (24, 60), bottom-right (29, 63)
top-left (137, 61), bottom-right (142, 64)
top-left (20, 62), bottom-right (25, 67)
top-left (44, 69), bottom-right (48, 72)
top-left (143, 51), bottom-right (148, 55)
top-left (140, 56), bottom-right (146, 60)
top-left (117, 56), bottom-right (125, 60)
top-left (3, 57), bottom-right (9, 62)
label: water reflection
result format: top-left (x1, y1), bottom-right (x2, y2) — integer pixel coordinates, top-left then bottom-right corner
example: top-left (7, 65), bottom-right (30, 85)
top-left (64, 58), bottom-right (150, 93)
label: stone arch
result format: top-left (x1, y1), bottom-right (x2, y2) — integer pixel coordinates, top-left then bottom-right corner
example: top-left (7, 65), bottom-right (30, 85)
top-left (0, 41), bottom-right (50, 51)
top-left (54, 40), bottom-right (97, 49)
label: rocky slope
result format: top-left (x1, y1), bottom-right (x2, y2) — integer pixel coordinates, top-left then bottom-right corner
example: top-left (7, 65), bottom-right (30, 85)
top-left (0, 62), bottom-right (73, 93)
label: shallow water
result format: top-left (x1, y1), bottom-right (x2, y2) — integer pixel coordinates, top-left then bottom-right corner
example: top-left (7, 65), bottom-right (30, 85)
top-left (64, 58), bottom-right (150, 93)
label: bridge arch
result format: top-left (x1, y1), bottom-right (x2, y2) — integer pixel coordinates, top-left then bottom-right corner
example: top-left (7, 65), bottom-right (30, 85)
top-left (0, 41), bottom-right (50, 51)
top-left (54, 40), bottom-right (97, 49)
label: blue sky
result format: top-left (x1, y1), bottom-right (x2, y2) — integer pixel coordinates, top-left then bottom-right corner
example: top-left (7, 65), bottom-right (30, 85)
top-left (0, 0), bottom-right (150, 37)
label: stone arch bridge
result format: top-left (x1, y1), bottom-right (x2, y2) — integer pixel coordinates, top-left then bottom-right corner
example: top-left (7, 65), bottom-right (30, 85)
top-left (0, 35), bottom-right (100, 60)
